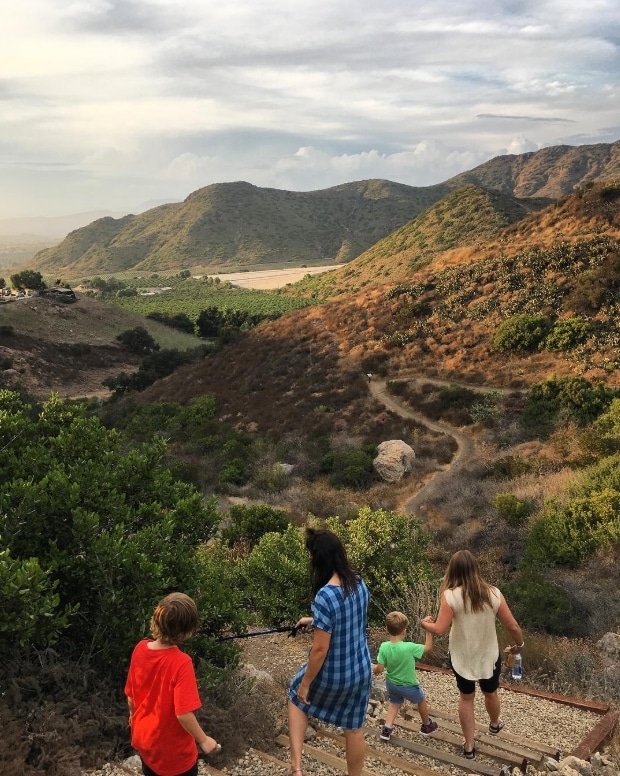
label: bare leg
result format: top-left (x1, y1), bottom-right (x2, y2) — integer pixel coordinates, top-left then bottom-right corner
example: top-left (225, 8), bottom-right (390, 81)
top-left (458, 691), bottom-right (476, 752)
top-left (482, 690), bottom-right (501, 728)
top-left (417, 698), bottom-right (431, 725)
top-left (343, 728), bottom-right (365, 776)
top-left (287, 701), bottom-right (308, 773)
top-left (384, 702), bottom-right (401, 727)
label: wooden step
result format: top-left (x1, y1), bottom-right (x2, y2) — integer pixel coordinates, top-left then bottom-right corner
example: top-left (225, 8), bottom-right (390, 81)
top-left (276, 733), bottom-right (377, 776)
top-left (317, 729), bottom-right (445, 776)
top-left (394, 715), bottom-right (543, 767)
top-left (364, 728), bottom-right (505, 776)
top-left (383, 716), bottom-right (528, 769)
top-left (425, 707), bottom-right (560, 758)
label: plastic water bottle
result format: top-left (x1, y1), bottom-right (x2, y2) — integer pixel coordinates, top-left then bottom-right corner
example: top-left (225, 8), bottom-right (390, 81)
top-left (511, 653), bottom-right (523, 681)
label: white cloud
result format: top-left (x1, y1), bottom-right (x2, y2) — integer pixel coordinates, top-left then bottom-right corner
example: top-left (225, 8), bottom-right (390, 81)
top-left (0, 0), bottom-right (618, 216)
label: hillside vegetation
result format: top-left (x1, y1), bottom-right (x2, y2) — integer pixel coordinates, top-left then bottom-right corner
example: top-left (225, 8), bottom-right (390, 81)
top-left (29, 140), bottom-right (620, 278)
top-left (32, 179), bottom-right (450, 276)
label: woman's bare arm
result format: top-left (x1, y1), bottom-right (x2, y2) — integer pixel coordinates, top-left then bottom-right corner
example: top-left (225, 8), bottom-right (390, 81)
top-left (497, 594), bottom-right (523, 648)
top-left (421, 594), bottom-right (453, 636)
top-left (296, 628), bottom-right (331, 703)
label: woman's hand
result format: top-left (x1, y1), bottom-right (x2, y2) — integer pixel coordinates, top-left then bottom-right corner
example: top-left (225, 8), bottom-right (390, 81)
top-left (297, 680), bottom-right (311, 704)
top-left (295, 616), bottom-right (313, 632)
top-left (420, 616), bottom-right (435, 631)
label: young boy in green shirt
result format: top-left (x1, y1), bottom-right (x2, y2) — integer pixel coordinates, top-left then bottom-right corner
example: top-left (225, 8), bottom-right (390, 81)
top-left (373, 610), bottom-right (438, 740)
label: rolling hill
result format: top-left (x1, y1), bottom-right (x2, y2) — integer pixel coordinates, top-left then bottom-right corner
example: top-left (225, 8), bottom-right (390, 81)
top-left (30, 140), bottom-right (620, 278)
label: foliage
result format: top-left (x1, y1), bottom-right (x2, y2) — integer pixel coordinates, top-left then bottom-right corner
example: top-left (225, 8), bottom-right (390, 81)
top-left (503, 570), bottom-right (584, 635)
top-left (326, 507), bottom-right (435, 621)
top-left (0, 325), bottom-right (14, 336)
top-left (542, 317), bottom-right (591, 352)
top-left (521, 377), bottom-right (619, 435)
top-left (0, 391), bottom-right (239, 678)
top-left (147, 311), bottom-right (196, 334)
top-left (0, 549), bottom-right (71, 650)
top-left (493, 493), bottom-right (532, 526)
top-left (238, 525), bottom-right (309, 624)
top-left (103, 346), bottom-right (208, 395)
top-left (492, 314), bottom-right (551, 353)
top-left (9, 269), bottom-right (46, 291)
top-left (116, 325), bottom-right (160, 355)
top-left (527, 486), bottom-right (620, 567)
top-left (221, 504), bottom-right (289, 549)
top-left (320, 445), bottom-right (376, 489)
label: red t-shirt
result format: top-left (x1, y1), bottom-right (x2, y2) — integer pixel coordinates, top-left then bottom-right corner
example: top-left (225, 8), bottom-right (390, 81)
top-left (124, 639), bottom-right (202, 776)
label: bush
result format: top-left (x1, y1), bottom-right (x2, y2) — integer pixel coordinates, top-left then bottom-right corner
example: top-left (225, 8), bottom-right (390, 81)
top-left (0, 325), bottom-right (14, 336)
top-left (238, 525), bottom-right (309, 624)
top-left (542, 317), bottom-right (590, 352)
top-left (320, 445), bottom-right (376, 489)
top-left (527, 488), bottom-right (620, 567)
top-left (492, 314), bottom-right (551, 353)
top-left (327, 507), bottom-right (435, 621)
top-left (493, 493), bottom-right (532, 526)
top-left (503, 570), bottom-right (584, 635)
top-left (221, 504), bottom-right (289, 549)
top-left (116, 326), bottom-right (160, 355)
top-left (0, 391), bottom-right (239, 677)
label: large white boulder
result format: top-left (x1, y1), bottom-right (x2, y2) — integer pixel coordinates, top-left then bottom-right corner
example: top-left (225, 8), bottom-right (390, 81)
top-left (373, 440), bottom-right (415, 483)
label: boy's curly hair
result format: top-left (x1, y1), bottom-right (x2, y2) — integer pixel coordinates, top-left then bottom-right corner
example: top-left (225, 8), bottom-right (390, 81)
top-left (150, 592), bottom-right (199, 645)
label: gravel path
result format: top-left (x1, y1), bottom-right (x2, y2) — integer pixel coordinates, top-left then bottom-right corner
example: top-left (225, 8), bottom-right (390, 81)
top-left (85, 633), bottom-right (607, 776)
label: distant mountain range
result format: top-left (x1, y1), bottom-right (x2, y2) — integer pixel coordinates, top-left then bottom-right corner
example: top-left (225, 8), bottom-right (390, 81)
top-left (31, 140), bottom-right (620, 278)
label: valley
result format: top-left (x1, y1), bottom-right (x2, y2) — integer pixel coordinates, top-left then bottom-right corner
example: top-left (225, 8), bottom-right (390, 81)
top-left (2, 143), bottom-right (620, 775)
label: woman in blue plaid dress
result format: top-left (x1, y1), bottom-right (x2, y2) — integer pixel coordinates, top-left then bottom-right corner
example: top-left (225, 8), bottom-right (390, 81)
top-left (288, 528), bottom-right (372, 776)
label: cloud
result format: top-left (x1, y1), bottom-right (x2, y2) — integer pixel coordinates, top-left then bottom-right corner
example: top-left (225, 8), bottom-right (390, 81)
top-left (0, 0), bottom-right (619, 216)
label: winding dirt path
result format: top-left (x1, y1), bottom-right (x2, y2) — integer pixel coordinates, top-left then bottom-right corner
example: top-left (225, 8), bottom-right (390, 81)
top-left (369, 378), bottom-right (475, 516)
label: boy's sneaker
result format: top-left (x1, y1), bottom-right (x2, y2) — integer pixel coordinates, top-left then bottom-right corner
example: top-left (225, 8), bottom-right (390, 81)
top-left (380, 725), bottom-right (393, 741)
top-left (420, 719), bottom-right (438, 736)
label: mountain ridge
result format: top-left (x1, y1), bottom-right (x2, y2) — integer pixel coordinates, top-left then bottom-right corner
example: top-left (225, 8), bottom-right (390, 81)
top-left (30, 140), bottom-right (620, 277)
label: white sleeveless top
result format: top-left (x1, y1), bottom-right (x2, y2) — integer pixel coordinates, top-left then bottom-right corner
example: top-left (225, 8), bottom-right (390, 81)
top-left (444, 585), bottom-right (501, 681)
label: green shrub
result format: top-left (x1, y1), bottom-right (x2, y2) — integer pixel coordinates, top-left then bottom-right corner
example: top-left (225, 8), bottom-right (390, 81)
top-left (486, 455), bottom-right (532, 480)
top-left (492, 314), bottom-right (551, 353)
top-left (320, 445), bottom-right (376, 489)
top-left (542, 317), bottom-right (590, 352)
top-left (221, 504), bottom-right (289, 548)
top-left (0, 391), bottom-right (238, 676)
top-left (526, 488), bottom-right (620, 567)
top-left (327, 507), bottom-right (434, 621)
top-left (503, 570), bottom-right (584, 635)
top-left (239, 525), bottom-right (309, 624)
top-left (493, 493), bottom-right (532, 526)
top-left (116, 325), bottom-right (160, 355)
top-left (521, 377), bottom-right (618, 434)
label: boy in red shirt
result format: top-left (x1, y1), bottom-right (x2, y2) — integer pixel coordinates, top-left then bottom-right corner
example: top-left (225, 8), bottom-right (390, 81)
top-left (125, 592), bottom-right (221, 776)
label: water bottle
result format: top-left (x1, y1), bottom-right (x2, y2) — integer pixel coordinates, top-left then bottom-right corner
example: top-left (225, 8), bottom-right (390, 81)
top-left (511, 652), bottom-right (523, 681)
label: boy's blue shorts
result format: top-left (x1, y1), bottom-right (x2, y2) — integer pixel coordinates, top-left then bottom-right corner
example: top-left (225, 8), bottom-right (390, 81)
top-left (385, 678), bottom-right (426, 705)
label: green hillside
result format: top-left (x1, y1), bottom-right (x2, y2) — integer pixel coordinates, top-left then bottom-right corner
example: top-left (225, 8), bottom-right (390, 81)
top-left (32, 179), bottom-right (451, 276)
top-left (284, 184), bottom-right (543, 299)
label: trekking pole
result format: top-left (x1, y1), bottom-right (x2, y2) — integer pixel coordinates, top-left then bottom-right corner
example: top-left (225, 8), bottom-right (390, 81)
top-left (217, 624), bottom-right (298, 641)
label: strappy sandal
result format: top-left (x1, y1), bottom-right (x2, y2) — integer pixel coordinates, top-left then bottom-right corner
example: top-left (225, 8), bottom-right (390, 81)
top-left (291, 769), bottom-right (303, 775)
top-left (489, 719), bottom-right (505, 736)
top-left (463, 746), bottom-right (476, 760)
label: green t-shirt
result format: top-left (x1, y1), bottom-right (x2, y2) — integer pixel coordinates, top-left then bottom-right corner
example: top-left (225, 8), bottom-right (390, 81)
top-left (377, 640), bottom-right (425, 686)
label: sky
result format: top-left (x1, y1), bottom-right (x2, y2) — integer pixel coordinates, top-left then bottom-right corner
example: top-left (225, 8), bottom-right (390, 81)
top-left (1, 0), bottom-right (619, 218)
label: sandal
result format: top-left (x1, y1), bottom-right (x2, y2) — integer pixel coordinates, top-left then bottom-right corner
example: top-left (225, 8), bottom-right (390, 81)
top-left (463, 746), bottom-right (476, 760)
top-left (291, 770), bottom-right (303, 775)
top-left (489, 720), bottom-right (505, 736)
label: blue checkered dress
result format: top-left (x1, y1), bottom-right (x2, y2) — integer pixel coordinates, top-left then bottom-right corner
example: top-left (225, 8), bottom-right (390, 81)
top-left (288, 578), bottom-right (371, 729)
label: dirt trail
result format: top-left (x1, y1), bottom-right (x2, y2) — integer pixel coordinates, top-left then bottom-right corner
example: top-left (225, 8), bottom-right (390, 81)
top-left (369, 378), bottom-right (474, 516)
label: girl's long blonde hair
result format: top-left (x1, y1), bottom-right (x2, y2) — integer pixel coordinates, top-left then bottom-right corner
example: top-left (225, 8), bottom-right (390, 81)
top-left (440, 550), bottom-right (493, 613)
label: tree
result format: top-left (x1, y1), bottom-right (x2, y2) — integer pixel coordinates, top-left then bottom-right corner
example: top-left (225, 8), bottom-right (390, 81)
top-left (116, 326), bottom-right (160, 355)
top-left (10, 269), bottom-right (46, 292)
top-left (0, 391), bottom-right (242, 675)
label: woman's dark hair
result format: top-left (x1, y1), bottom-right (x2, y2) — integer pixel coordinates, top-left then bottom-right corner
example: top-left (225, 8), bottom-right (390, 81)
top-left (305, 527), bottom-right (358, 597)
